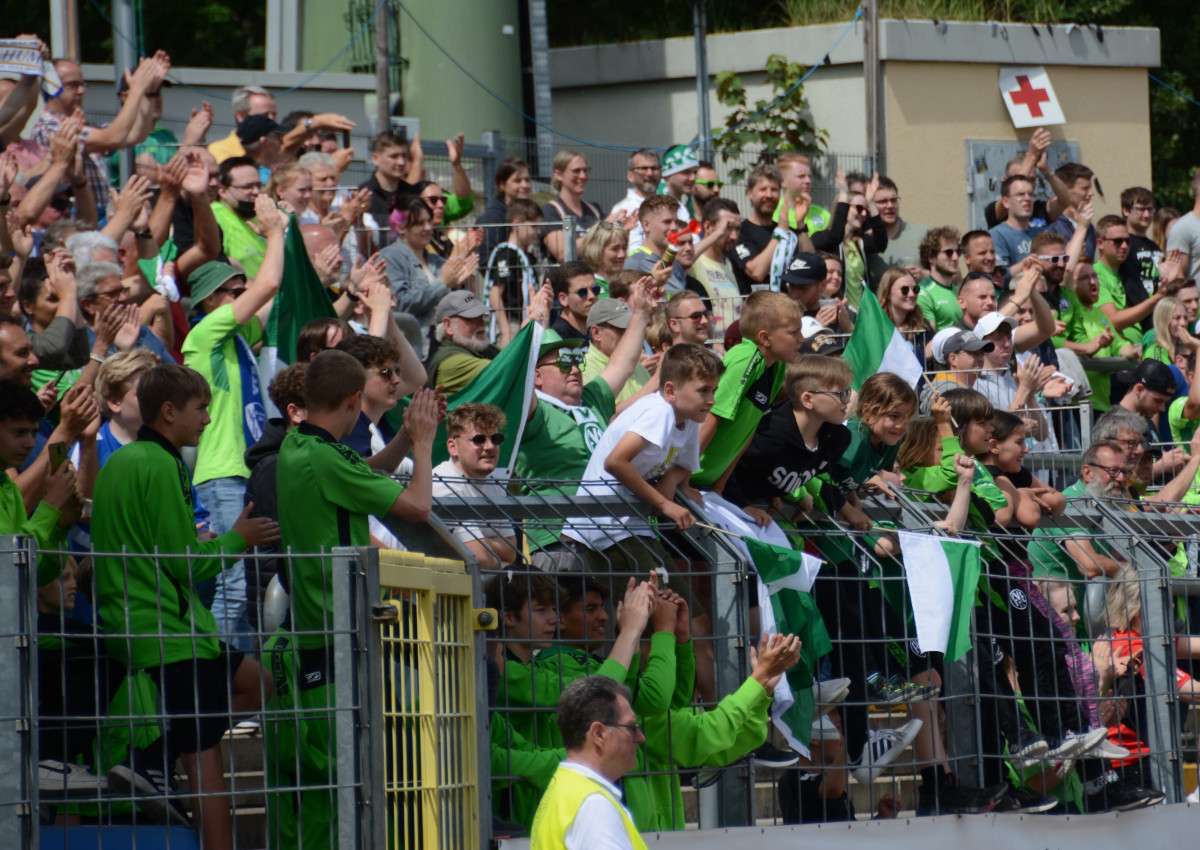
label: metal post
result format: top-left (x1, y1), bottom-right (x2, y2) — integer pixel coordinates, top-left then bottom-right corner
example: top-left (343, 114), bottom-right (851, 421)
top-left (480, 130), bottom-right (502, 210)
top-left (562, 216), bottom-right (577, 262)
top-left (112, 0), bottom-right (138, 186)
top-left (692, 1), bottom-right (712, 162)
top-left (333, 547), bottom-right (370, 850)
top-left (527, 0), bottom-right (554, 176)
top-left (863, 0), bottom-right (884, 174)
top-left (375, 0), bottom-right (392, 134)
top-left (0, 537), bottom-right (36, 849)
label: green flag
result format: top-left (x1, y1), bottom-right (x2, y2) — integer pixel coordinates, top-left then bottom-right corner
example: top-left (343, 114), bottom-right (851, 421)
top-left (430, 322), bottom-right (544, 476)
top-left (897, 531), bottom-right (982, 663)
top-left (742, 535), bottom-right (832, 756)
top-left (842, 290), bottom-right (923, 391)
top-left (258, 214), bottom-right (337, 389)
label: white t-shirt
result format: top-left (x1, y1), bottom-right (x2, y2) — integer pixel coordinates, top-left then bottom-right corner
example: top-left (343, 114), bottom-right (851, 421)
top-left (560, 761), bottom-right (639, 850)
top-left (563, 392), bottom-right (700, 549)
top-left (431, 459), bottom-right (517, 546)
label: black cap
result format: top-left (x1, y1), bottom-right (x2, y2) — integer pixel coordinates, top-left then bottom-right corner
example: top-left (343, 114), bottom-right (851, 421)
top-left (802, 329), bottom-right (846, 357)
top-left (780, 252), bottom-right (826, 287)
top-left (237, 114), bottom-right (289, 145)
top-left (1116, 359), bottom-right (1176, 395)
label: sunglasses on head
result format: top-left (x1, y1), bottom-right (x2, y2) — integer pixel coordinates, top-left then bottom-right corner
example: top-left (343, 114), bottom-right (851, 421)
top-left (467, 432), bottom-right (506, 447)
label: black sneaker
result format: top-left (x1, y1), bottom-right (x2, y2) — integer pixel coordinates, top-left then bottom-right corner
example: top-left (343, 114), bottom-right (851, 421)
top-left (1086, 773), bottom-right (1164, 812)
top-left (751, 742), bottom-right (800, 769)
top-left (994, 785), bottom-right (1058, 813)
top-left (917, 778), bottom-right (1007, 815)
top-left (107, 752), bottom-right (190, 826)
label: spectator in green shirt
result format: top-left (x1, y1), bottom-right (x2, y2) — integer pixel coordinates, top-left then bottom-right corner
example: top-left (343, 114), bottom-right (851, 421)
top-left (916, 226), bottom-right (963, 331)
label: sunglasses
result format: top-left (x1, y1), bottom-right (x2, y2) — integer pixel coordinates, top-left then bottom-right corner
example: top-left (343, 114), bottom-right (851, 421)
top-left (939, 248), bottom-right (962, 258)
top-left (1104, 236), bottom-right (1130, 245)
top-left (896, 285), bottom-right (918, 295)
top-left (694, 179), bottom-right (723, 189)
top-left (1037, 254), bottom-right (1069, 265)
top-left (49, 196), bottom-right (73, 212)
top-left (543, 349), bottom-right (586, 372)
top-left (812, 388), bottom-right (853, 403)
top-left (372, 366), bottom-right (401, 380)
top-left (217, 285), bottom-right (246, 297)
top-left (424, 195), bottom-right (446, 205)
top-left (467, 432), bottom-right (506, 447)
top-left (681, 309), bottom-right (712, 322)
top-left (573, 285), bottom-right (601, 299)
top-left (851, 204), bottom-right (869, 214)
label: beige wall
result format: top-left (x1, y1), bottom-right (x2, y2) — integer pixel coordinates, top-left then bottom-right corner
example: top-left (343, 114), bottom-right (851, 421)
top-left (884, 61), bottom-right (1152, 232)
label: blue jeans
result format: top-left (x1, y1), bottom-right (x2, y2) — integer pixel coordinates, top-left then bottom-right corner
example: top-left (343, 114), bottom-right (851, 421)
top-left (195, 476), bottom-right (252, 651)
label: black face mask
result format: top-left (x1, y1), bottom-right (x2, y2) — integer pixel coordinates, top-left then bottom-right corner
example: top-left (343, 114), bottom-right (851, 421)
top-left (235, 199), bottom-right (257, 219)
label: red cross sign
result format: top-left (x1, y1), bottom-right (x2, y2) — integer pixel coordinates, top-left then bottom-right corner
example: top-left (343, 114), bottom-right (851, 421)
top-left (999, 66), bottom-right (1065, 128)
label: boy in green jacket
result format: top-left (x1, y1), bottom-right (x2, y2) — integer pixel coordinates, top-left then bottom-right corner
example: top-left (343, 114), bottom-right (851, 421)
top-left (91, 364), bottom-right (281, 850)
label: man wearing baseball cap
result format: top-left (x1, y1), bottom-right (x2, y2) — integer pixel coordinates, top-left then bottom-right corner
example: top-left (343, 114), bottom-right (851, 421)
top-left (427, 291), bottom-right (500, 395)
top-left (1100, 359), bottom-right (1187, 478)
top-left (919, 328), bottom-right (993, 413)
top-left (581, 298), bottom-right (653, 407)
top-left (237, 114), bottom-right (290, 181)
top-left (657, 144), bottom-right (699, 222)
top-left (779, 251), bottom-right (826, 314)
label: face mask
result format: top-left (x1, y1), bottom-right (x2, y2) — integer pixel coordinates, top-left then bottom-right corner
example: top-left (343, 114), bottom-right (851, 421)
top-left (235, 199), bottom-right (257, 219)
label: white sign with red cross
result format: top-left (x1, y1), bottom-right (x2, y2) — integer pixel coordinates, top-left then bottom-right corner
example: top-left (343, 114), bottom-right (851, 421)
top-left (998, 66), bottom-right (1065, 128)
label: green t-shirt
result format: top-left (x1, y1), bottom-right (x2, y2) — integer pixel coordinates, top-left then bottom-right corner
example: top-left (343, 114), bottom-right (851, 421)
top-left (1028, 479), bottom-right (1110, 584)
top-left (0, 472), bottom-right (66, 586)
top-left (692, 340), bottom-right (785, 488)
top-left (1061, 287), bottom-right (1124, 412)
top-left (210, 202), bottom-right (266, 280)
top-left (916, 275), bottom-right (963, 331)
top-left (182, 302), bottom-right (264, 484)
top-left (276, 423), bottom-right (405, 648)
top-left (772, 199), bottom-right (832, 233)
top-left (827, 417), bottom-right (901, 494)
top-left (1169, 396), bottom-right (1198, 446)
top-left (514, 378), bottom-right (617, 550)
top-left (1096, 260), bottom-right (1143, 349)
top-left (91, 429), bottom-right (247, 667)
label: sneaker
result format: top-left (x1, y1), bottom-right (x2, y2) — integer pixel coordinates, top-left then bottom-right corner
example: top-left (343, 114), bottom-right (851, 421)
top-left (39, 760), bottom-right (107, 795)
top-left (231, 716), bottom-right (261, 736)
top-left (107, 753), bottom-right (191, 826)
top-left (887, 673), bottom-right (939, 702)
top-left (865, 672), bottom-right (912, 706)
top-left (994, 785), bottom-right (1058, 813)
top-left (814, 677), bottom-right (851, 713)
top-left (1008, 731), bottom-right (1050, 769)
top-left (1187, 786), bottom-right (1198, 803)
top-left (752, 742), bottom-right (800, 769)
top-left (811, 714), bottom-right (842, 742)
top-left (1079, 730), bottom-right (1129, 760)
top-left (850, 718), bottom-right (922, 787)
top-left (1046, 728), bottom-right (1108, 761)
top-left (917, 777), bottom-right (1007, 815)
top-left (1086, 772), bottom-right (1165, 812)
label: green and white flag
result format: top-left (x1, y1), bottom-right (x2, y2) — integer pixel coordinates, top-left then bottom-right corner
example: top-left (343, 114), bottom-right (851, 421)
top-left (258, 214), bottom-right (337, 399)
top-left (843, 290), bottom-right (923, 391)
top-left (430, 321), bottom-right (544, 477)
top-left (897, 531), bottom-right (982, 663)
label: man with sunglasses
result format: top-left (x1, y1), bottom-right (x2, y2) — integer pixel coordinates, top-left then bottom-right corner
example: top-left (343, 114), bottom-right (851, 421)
top-left (1095, 214), bottom-right (1163, 353)
top-left (916, 226), bottom-right (964, 331)
top-left (432, 403), bottom-right (518, 568)
top-left (550, 260), bottom-right (599, 344)
top-left (692, 161), bottom-right (722, 221)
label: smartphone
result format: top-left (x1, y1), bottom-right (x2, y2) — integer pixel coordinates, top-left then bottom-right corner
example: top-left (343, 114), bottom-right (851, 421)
top-left (48, 441), bottom-right (69, 471)
top-left (340, 129), bottom-right (351, 150)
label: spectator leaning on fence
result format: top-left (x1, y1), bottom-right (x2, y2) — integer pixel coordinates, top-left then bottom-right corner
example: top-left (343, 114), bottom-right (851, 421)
top-left (486, 198), bottom-right (542, 346)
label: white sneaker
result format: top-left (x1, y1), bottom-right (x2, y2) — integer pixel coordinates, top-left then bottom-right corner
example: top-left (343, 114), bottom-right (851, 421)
top-left (39, 760), bottom-right (107, 794)
top-left (1187, 786), bottom-right (1199, 803)
top-left (1046, 728), bottom-right (1108, 761)
top-left (1081, 731), bottom-right (1130, 761)
top-left (813, 677), bottom-right (851, 714)
top-left (811, 714), bottom-right (842, 742)
top-left (850, 718), bottom-right (922, 787)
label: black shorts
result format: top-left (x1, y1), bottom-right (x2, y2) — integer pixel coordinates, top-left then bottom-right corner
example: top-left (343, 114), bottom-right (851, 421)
top-left (151, 643), bottom-right (246, 753)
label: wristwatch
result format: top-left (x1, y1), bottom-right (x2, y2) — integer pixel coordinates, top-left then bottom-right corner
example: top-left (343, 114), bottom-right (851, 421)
top-left (304, 117), bottom-right (314, 133)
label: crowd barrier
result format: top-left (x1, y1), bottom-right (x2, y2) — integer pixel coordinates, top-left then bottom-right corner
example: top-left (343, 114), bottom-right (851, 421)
top-left (6, 471), bottom-right (1200, 848)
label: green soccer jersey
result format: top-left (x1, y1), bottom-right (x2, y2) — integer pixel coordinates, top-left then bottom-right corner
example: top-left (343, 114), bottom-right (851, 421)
top-left (1169, 396), bottom-right (1198, 446)
top-left (91, 427), bottom-right (248, 668)
top-left (1096, 260), bottom-right (1143, 349)
top-left (916, 275), bottom-right (963, 330)
top-left (0, 471), bottom-right (67, 586)
top-left (773, 199), bottom-right (832, 234)
top-left (182, 302), bottom-right (264, 485)
top-left (693, 340), bottom-right (785, 488)
top-left (827, 417), bottom-right (901, 495)
top-left (210, 202), bottom-right (266, 280)
top-left (514, 379), bottom-right (616, 550)
top-left (276, 423), bottom-right (405, 648)
top-left (1061, 288), bottom-right (1124, 412)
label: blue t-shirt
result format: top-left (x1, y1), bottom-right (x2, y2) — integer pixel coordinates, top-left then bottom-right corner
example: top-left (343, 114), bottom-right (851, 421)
top-left (989, 221), bottom-right (1044, 269)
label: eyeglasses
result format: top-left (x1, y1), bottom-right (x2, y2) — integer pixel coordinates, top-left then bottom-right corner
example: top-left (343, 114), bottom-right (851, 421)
top-left (631, 165), bottom-right (661, 174)
top-left (1113, 437), bottom-right (1144, 451)
top-left (573, 285), bottom-right (601, 299)
top-left (230, 182), bottom-right (263, 191)
top-left (467, 432), bottom-right (506, 447)
top-left (1089, 463), bottom-right (1129, 479)
top-left (216, 285), bottom-right (246, 297)
top-left (95, 287), bottom-right (128, 301)
top-left (694, 179), bottom-right (723, 189)
top-left (939, 248), bottom-right (962, 258)
top-left (681, 309), bottom-right (712, 322)
top-left (605, 721), bottom-right (642, 735)
top-left (812, 388), bottom-right (852, 403)
top-left (1037, 254), bottom-right (1069, 265)
top-left (49, 196), bottom-right (73, 212)
top-left (1104, 236), bottom-right (1130, 245)
top-left (1131, 204), bottom-right (1155, 214)
top-left (542, 349), bottom-right (586, 372)
top-left (371, 366), bottom-right (401, 380)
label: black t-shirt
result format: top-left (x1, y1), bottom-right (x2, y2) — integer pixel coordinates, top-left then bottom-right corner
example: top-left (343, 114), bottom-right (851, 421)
top-left (549, 315), bottom-right (588, 344)
top-left (489, 245), bottom-right (528, 311)
top-left (359, 173), bottom-right (415, 234)
top-left (728, 405), bottom-right (851, 508)
top-left (730, 220), bottom-right (775, 295)
top-left (1120, 234), bottom-right (1162, 333)
top-left (984, 464), bottom-right (1033, 489)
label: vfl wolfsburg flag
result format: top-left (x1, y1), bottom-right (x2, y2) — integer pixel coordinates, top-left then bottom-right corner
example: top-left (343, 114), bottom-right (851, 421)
top-left (743, 535), bottom-right (831, 757)
top-left (897, 531), bottom-right (982, 662)
top-left (258, 214), bottom-right (337, 401)
top-left (843, 290), bottom-right (923, 391)
top-left (430, 321), bottom-right (544, 477)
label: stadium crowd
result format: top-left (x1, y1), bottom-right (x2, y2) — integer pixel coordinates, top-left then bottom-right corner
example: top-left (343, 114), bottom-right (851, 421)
top-left (4, 33), bottom-right (1200, 850)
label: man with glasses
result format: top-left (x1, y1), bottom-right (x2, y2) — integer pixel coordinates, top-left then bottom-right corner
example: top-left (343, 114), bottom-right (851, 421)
top-left (1120, 187), bottom-right (1163, 323)
top-left (76, 262), bottom-right (174, 362)
top-left (431, 403), bottom-right (518, 568)
top-left (692, 160), bottom-right (722, 221)
top-left (1096, 214), bottom-right (1163, 352)
top-left (1099, 364), bottom-right (1187, 480)
top-left (212, 155), bottom-right (267, 279)
top-left (870, 175), bottom-right (928, 283)
top-left (428, 290), bottom-right (501, 395)
top-left (551, 260), bottom-right (601, 343)
top-left (916, 226), bottom-right (964, 330)
top-left (610, 149), bottom-right (660, 253)
top-left (517, 280), bottom-right (654, 571)
top-left (665, 292), bottom-right (712, 348)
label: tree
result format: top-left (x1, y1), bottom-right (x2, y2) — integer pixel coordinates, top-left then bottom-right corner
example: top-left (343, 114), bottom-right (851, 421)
top-left (711, 55), bottom-right (828, 183)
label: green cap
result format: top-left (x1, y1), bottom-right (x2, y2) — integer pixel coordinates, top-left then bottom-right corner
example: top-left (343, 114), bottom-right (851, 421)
top-left (538, 328), bottom-right (578, 360)
top-left (189, 261), bottom-right (243, 304)
top-left (661, 145), bottom-right (699, 177)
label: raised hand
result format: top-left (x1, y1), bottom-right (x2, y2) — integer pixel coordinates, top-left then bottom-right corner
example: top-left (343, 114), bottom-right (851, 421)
top-left (183, 101), bottom-right (214, 144)
top-left (254, 193), bottom-right (287, 234)
top-left (446, 133), bottom-right (465, 165)
top-left (402, 387), bottom-right (440, 447)
top-left (929, 391), bottom-right (952, 427)
top-left (58, 383), bottom-right (99, 441)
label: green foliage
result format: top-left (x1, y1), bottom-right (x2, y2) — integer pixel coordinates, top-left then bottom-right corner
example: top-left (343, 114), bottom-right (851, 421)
top-left (777, 1), bottom-right (1134, 25)
top-left (712, 55), bottom-right (828, 183)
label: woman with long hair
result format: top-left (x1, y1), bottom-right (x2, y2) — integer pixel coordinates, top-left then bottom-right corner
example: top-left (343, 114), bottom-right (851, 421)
top-left (542, 150), bottom-right (605, 262)
top-left (1142, 295), bottom-right (1199, 365)
top-left (476, 156), bottom-right (533, 266)
top-left (876, 266), bottom-right (932, 369)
